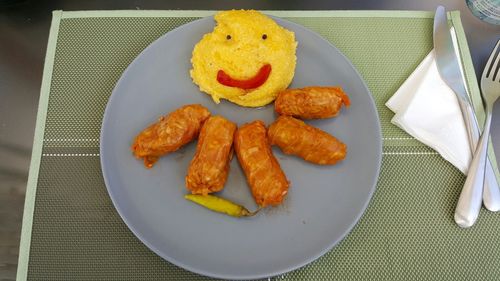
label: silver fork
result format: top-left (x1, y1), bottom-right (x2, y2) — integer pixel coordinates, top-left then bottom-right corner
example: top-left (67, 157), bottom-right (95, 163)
top-left (455, 39), bottom-right (500, 227)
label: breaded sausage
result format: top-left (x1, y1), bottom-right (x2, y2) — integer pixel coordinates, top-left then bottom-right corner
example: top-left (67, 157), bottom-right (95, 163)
top-left (275, 86), bottom-right (350, 119)
top-left (268, 116), bottom-right (347, 165)
top-left (132, 104), bottom-right (211, 168)
top-left (234, 121), bottom-right (289, 207)
top-left (186, 116), bottom-right (237, 195)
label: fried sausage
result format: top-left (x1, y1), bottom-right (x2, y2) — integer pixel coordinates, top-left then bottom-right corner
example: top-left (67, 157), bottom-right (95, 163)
top-left (234, 121), bottom-right (289, 207)
top-left (275, 86), bottom-right (350, 119)
top-left (132, 104), bottom-right (211, 168)
top-left (268, 116), bottom-right (347, 165)
top-left (186, 116), bottom-right (237, 195)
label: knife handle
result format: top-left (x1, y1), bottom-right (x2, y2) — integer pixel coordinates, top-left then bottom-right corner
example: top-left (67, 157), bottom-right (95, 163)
top-left (458, 99), bottom-right (500, 212)
top-left (459, 99), bottom-right (480, 147)
top-left (455, 111), bottom-right (492, 228)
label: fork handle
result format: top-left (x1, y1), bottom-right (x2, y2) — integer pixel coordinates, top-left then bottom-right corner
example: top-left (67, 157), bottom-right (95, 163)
top-left (455, 111), bottom-right (492, 228)
top-left (457, 99), bottom-right (500, 212)
top-left (483, 157), bottom-right (500, 211)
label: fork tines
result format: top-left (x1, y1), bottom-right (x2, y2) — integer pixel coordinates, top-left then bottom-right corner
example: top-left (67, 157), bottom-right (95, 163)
top-left (485, 39), bottom-right (500, 82)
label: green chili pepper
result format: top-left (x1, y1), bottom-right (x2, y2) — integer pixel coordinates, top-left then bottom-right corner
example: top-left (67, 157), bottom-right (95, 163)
top-left (184, 194), bottom-right (259, 217)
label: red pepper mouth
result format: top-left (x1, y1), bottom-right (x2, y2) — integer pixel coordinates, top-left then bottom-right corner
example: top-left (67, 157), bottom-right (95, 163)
top-left (217, 64), bottom-right (272, 90)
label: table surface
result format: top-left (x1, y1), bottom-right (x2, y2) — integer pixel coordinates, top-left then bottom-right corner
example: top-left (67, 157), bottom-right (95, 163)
top-left (0, 1), bottom-right (499, 280)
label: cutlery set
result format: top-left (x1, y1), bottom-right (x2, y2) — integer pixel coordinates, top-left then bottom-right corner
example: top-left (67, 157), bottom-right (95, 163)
top-left (434, 6), bottom-right (500, 227)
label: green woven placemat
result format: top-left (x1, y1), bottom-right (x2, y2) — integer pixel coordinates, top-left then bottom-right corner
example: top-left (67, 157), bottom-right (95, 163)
top-left (18, 10), bottom-right (500, 280)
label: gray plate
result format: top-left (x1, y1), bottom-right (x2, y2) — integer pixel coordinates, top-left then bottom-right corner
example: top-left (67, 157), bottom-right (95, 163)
top-left (100, 16), bottom-right (382, 280)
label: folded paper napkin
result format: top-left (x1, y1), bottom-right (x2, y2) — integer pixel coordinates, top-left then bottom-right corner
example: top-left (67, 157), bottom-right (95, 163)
top-left (386, 27), bottom-right (472, 174)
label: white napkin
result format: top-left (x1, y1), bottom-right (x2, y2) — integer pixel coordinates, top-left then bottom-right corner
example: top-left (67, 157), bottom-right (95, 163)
top-left (386, 27), bottom-right (472, 174)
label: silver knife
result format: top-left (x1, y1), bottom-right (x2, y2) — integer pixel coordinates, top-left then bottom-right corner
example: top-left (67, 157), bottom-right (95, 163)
top-left (433, 6), bottom-right (500, 228)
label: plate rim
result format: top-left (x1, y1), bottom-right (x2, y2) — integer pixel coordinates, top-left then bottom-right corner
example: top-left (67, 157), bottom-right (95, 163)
top-left (100, 14), bottom-right (382, 280)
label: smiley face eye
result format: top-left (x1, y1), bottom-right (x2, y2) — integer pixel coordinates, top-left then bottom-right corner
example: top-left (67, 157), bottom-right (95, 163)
top-left (226, 35), bottom-right (232, 40)
top-left (262, 34), bottom-right (267, 40)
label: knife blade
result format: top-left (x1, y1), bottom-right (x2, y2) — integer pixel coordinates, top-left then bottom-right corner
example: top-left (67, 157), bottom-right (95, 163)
top-left (433, 6), bottom-right (500, 227)
top-left (434, 6), bottom-right (470, 104)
